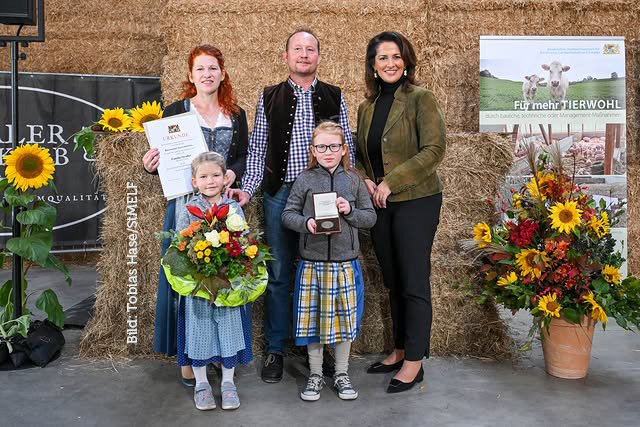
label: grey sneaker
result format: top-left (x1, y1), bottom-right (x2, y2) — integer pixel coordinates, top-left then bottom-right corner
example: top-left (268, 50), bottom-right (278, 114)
top-left (194, 383), bottom-right (216, 410)
top-left (300, 374), bottom-right (325, 401)
top-left (333, 373), bottom-right (358, 400)
top-left (220, 381), bottom-right (240, 410)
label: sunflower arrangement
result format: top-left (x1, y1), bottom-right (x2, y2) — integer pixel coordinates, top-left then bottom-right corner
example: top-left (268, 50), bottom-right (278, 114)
top-left (1, 144), bottom-right (70, 349)
top-left (73, 101), bottom-right (163, 156)
top-left (159, 203), bottom-right (272, 307)
top-left (466, 144), bottom-right (640, 335)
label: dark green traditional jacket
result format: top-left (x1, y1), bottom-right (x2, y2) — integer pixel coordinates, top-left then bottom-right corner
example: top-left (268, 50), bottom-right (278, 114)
top-left (356, 84), bottom-right (446, 202)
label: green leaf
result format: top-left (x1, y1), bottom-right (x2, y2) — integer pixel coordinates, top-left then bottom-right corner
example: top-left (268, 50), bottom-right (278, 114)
top-left (162, 246), bottom-right (196, 277)
top-left (35, 289), bottom-right (64, 329)
top-left (72, 127), bottom-right (97, 157)
top-left (17, 202), bottom-right (57, 228)
top-left (4, 186), bottom-right (36, 207)
top-left (44, 254), bottom-right (72, 286)
top-left (0, 178), bottom-right (9, 192)
top-left (5, 314), bottom-right (30, 337)
top-left (6, 231), bottom-right (53, 265)
top-left (599, 198), bottom-right (606, 210)
top-left (573, 228), bottom-right (581, 238)
top-left (561, 307), bottom-right (580, 324)
top-left (614, 315), bottom-right (628, 329)
top-left (506, 210), bottom-right (515, 219)
top-left (592, 278), bottom-right (610, 294)
top-left (0, 279), bottom-right (12, 307)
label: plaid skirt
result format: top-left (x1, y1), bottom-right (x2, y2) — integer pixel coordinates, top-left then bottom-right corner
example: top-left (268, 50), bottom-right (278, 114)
top-left (293, 259), bottom-right (364, 345)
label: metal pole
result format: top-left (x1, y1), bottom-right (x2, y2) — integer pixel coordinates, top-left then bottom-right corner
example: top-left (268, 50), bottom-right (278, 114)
top-left (10, 40), bottom-right (22, 319)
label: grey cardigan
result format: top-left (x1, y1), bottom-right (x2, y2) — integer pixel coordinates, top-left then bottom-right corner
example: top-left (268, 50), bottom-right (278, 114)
top-left (282, 165), bottom-right (376, 262)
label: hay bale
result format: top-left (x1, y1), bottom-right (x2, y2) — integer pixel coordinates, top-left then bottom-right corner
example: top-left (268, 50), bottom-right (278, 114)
top-left (0, 0), bottom-right (165, 76)
top-left (82, 131), bottom-right (513, 360)
top-left (80, 133), bottom-right (166, 357)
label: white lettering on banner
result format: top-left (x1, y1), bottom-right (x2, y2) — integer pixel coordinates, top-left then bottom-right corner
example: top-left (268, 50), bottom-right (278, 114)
top-left (125, 182), bottom-right (138, 344)
top-left (0, 124), bottom-right (69, 145)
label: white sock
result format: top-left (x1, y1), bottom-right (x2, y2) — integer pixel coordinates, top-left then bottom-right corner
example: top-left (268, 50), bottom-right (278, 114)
top-left (221, 366), bottom-right (235, 385)
top-left (192, 365), bottom-right (209, 386)
top-left (307, 342), bottom-right (323, 377)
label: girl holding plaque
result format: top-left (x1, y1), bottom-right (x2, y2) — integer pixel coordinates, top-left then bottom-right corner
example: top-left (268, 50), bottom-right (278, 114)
top-left (281, 121), bottom-right (376, 401)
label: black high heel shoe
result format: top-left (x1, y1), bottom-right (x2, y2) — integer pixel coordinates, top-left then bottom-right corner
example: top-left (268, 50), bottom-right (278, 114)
top-left (366, 359), bottom-right (404, 374)
top-left (386, 365), bottom-right (424, 393)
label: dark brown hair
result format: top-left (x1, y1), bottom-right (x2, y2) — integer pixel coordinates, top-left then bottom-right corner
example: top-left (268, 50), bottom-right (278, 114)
top-left (180, 45), bottom-right (239, 116)
top-left (364, 31), bottom-right (418, 101)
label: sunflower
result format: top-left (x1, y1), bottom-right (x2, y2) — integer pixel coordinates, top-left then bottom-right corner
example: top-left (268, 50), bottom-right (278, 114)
top-left (99, 108), bottom-right (132, 132)
top-left (526, 178), bottom-right (545, 201)
top-left (538, 293), bottom-right (562, 317)
top-left (589, 212), bottom-right (610, 238)
top-left (515, 248), bottom-right (550, 278)
top-left (473, 223), bottom-right (492, 247)
top-left (512, 192), bottom-right (523, 210)
top-left (582, 291), bottom-right (608, 323)
top-left (129, 101), bottom-right (163, 132)
top-left (497, 271), bottom-right (518, 287)
top-left (3, 144), bottom-right (55, 191)
top-left (548, 201), bottom-right (582, 234)
top-left (602, 264), bottom-right (621, 285)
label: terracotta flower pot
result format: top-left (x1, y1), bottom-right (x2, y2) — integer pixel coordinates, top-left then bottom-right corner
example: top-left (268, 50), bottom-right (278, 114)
top-left (541, 315), bottom-right (595, 379)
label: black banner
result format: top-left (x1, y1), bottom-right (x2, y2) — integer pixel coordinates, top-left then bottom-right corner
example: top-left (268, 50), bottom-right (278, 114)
top-left (0, 72), bottom-right (161, 247)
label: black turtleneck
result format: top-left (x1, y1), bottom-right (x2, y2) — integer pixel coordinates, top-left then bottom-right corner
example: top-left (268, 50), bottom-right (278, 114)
top-left (366, 78), bottom-right (404, 179)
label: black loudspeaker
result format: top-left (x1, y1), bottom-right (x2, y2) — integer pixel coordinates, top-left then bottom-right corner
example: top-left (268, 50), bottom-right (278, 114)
top-left (0, 0), bottom-right (36, 26)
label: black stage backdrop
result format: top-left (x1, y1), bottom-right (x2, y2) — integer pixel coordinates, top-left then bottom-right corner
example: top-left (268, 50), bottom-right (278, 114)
top-left (0, 72), bottom-right (161, 247)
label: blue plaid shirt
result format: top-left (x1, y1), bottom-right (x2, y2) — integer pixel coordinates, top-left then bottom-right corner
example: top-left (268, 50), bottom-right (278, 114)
top-left (242, 77), bottom-right (354, 196)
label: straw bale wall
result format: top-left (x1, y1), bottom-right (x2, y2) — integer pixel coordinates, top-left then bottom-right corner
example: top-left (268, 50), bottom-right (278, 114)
top-left (81, 131), bottom-right (513, 359)
top-left (3, 0), bottom-right (638, 357)
top-left (0, 0), bottom-right (165, 75)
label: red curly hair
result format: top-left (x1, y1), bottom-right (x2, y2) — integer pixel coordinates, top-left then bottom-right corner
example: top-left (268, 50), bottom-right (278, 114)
top-left (180, 45), bottom-right (239, 116)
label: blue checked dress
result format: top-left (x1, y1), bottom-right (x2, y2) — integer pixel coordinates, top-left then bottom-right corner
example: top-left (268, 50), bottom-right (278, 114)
top-left (174, 194), bottom-right (253, 368)
top-left (293, 259), bottom-right (364, 346)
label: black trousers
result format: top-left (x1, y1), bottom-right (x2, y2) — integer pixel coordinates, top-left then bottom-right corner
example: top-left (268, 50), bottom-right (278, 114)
top-left (371, 192), bottom-right (442, 361)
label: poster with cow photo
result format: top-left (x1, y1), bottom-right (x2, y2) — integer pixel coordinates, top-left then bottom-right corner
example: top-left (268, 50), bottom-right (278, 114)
top-left (479, 36), bottom-right (626, 177)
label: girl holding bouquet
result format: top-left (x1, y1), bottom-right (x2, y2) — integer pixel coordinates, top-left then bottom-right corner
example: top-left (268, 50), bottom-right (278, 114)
top-left (282, 121), bottom-right (376, 401)
top-left (175, 152), bottom-right (251, 411)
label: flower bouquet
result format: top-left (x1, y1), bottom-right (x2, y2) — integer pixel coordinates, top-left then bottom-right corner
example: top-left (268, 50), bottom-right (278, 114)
top-left (72, 101), bottom-right (163, 156)
top-left (466, 144), bottom-right (640, 339)
top-left (158, 203), bottom-right (272, 307)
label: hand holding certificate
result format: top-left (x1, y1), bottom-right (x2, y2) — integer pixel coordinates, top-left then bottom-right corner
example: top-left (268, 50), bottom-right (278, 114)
top-left (313, 192), bottom-right (341, 234)
top-left (143, 112), bottom-right (208, 200)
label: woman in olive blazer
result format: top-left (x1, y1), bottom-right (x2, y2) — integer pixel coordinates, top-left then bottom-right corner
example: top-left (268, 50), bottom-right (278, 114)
top-left (356, 31), bottom-right (446, 394)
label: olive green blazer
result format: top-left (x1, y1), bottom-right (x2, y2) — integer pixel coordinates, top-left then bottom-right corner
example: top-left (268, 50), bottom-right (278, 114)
top-left (356, 84), bottom-right (446, 202)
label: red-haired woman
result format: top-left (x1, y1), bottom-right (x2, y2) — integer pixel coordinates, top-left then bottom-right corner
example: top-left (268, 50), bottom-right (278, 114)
top-left (143, 45), bottom-right (248, 395)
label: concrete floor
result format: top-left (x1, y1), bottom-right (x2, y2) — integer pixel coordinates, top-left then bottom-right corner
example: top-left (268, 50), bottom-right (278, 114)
top-left (1, 266), bottom-right (639, 427)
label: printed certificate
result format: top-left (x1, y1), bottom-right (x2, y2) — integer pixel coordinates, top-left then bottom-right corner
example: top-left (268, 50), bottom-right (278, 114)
top-left (143, 112), bottom-right (208, 200)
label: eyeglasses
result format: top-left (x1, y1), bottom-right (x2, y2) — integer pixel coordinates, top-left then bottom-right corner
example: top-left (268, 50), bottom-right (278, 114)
top-left (313, 144), bottom-right (343, 153)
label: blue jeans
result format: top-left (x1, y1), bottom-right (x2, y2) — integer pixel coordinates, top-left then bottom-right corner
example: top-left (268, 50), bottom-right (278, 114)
top-left (263, 183), bottom-right (298, 354)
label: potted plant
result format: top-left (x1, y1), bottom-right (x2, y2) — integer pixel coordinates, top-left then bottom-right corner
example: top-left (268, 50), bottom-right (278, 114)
top-left (465, 144), bottom-right (640, 378)
top-left (0, 143), bottom-right (71, 367)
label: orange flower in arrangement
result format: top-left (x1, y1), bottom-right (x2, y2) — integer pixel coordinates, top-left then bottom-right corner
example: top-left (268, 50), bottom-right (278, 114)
top-left (178, 240), bottom-right (188, 251)
top-left (181, 227), bottom-right (194, 238)
top-left (190, 221), bottom-right (201, 233)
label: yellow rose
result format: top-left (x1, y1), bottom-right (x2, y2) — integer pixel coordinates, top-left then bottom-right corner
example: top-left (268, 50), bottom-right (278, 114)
top-left (197, 251), bottom-right (203, 259)
top-left (219, 230), bottom-right (230, 244)
top-left (204, 248), bottom-right (211, 256)
top-left (204, 230), bottom-right (221, 247)
top-left (245, 245), bottom-right (258, 258)
top-left (204, 257), bottom-right (211, 263)
top-left (226, 214), bottom-right (247, 232)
